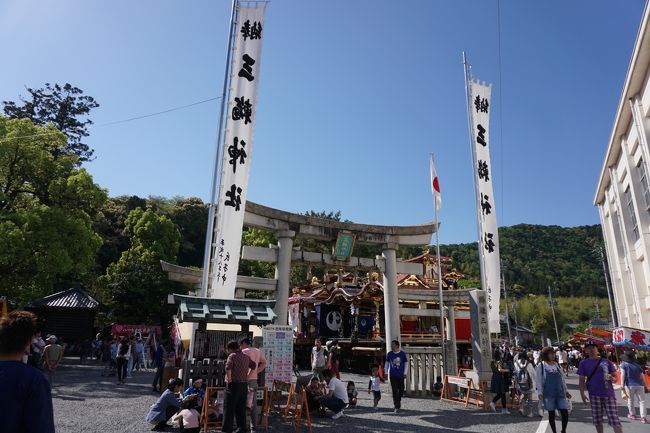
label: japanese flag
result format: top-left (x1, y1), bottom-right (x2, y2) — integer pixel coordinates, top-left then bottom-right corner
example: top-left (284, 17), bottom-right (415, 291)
top-left (430, 155), bottom-right (442, 210)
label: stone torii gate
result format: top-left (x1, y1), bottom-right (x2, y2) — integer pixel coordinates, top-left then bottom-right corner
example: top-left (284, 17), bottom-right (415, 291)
top-left (239, 201), bottom-right (438, 353)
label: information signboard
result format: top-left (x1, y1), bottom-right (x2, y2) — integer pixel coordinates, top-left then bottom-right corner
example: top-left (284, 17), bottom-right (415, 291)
top-left (262, 325), bottom-right (294, 386)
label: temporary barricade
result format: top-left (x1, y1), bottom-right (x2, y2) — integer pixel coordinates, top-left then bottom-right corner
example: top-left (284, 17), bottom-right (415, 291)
top-left (441, 375), bottom-right (474, 407)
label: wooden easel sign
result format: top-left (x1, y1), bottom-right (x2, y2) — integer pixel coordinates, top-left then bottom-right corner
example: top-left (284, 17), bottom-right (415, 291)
top-left (287, 388), bottom-right (312, 433)
top-left (269, 380), bottom-right (294, 418)
top-left (441, 375), bottom-right (473, 407)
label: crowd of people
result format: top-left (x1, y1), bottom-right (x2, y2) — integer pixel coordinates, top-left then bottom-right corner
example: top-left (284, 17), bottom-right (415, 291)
top-left (4, 305), bottom-right (650, 433)
top-left (145, 337), bottom-right (267, 433)
top-left (486, 341), bottom-right (650, 433)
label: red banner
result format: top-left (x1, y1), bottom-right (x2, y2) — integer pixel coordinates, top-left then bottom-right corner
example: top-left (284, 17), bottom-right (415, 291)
top-left (111, 324), bottom-right (161, 339)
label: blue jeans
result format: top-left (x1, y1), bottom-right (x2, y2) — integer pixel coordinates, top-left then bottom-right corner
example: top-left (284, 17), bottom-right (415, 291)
top-left (320, 396), bottom-right (346, 414)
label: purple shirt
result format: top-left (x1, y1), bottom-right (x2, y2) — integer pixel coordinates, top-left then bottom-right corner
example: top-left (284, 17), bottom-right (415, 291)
top-left (577, 357), bottom-right (616, 398)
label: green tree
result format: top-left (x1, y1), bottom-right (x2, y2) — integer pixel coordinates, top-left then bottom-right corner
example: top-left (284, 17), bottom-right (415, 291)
top-left (439, 224), bottom-right (606, 297)
top-left (0, 117), bottom-right (106, 302)
top-left (101, 208), bottom-right (183, 324)
top-left (92, 195), bottom-right (147, 273)
top-left (168, 197), bottom-right (208, 267)
top-left (239, 227), bottom-right (276, 279)
top-left (3, 83), bottom-right (99, 162)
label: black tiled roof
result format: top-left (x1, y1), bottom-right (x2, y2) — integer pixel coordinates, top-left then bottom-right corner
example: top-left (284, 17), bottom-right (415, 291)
top-left (29, 287), bottom-right (100, 310)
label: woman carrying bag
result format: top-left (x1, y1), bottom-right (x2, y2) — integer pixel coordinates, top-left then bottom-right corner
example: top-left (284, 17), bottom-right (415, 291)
top-left (489, 348), bottom-right (511, 414)
top-left (620, 351), bottom-right (647, 423)
top-left (536, 346), bottom-right (572, 433)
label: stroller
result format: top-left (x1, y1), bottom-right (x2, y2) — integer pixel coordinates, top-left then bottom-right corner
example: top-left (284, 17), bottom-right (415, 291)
top-left (293, 365), bottom-right (312, 390)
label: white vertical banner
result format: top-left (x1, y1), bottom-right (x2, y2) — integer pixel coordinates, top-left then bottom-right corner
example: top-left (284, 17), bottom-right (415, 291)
top-left (469, 80), bottom-right (502, 332)
top-left (211, 3), bottom-right (267, 298)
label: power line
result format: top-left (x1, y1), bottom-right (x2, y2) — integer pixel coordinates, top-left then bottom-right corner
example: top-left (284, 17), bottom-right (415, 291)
top-left (0, 96), bottom-right (222, 143)
top-left (95, 96), bottom-right (221, 127)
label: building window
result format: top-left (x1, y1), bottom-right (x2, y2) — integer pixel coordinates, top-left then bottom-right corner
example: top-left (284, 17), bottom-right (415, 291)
top-left (638, 158), bottom-right (650, 212)
top-left (625, 186), bottom-right (640, 241)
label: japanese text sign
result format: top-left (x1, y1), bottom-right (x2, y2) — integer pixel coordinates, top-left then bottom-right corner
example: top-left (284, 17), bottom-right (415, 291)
top-left (470, 80), bottom-right (501, 332)
top-left (211, 3), bottom-right (267, 298)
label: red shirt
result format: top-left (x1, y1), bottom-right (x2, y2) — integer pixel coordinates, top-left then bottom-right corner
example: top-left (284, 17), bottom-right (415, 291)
top-left (225, 350), bottom-right (255, 383)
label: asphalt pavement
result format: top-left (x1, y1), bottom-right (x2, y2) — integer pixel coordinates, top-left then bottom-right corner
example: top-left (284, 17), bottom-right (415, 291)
top-left (48, 359), bottom-right (648, 433)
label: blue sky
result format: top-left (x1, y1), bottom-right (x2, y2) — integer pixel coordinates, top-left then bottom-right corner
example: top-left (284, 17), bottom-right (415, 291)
top-left (0, 0), bottom-right (645, 244)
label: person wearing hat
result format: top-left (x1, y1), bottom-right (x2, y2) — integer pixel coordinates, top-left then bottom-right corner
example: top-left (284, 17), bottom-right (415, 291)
top-left (145, 377), bottom-right (183, 431)
top-left (620, 351), bottom-right (647, 423)
top-left (182, 377), bottom-right (205, 409)
top-left (42, 334), bottom-right (63, 385)
top-left (0, 310), bottom-right (55, 433)
top-left (578, 341), bottom-right (622, 433)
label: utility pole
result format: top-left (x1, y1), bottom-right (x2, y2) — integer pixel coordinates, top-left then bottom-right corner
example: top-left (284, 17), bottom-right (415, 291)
top-left (596, 246), bottom-right (619, 327)
top-left (501, 263), bottom-right (512, 343)
top-left (548, 285), bottom-right (560, 345)
top-left (511, 301), bottom-right (520, 343)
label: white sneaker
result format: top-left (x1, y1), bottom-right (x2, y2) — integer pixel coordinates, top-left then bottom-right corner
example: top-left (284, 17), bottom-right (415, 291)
top-left (332, 411), bottom-right (344, 420)
top-left (501, 408), bottom-right (510, 415)
top-left (489, 401), bottom-right (496, 412)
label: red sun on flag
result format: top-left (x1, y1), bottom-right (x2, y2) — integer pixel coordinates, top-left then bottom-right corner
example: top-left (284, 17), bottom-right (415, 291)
top-left (432, 176), bottom-right (440, 194)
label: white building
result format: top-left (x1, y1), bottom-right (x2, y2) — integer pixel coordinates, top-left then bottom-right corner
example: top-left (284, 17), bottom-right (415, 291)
top-left (595, 3), bottom-right (650, 329)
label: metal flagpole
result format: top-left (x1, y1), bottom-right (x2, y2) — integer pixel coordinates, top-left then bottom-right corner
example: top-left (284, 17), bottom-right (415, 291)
top-left (431, 154), bottom-right (446, 374)
top-left (201, 0), bottom-right (239, 298)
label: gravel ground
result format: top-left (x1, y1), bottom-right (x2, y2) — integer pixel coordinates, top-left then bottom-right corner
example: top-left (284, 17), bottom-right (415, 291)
top-left (52, 359), bottom-right (544, 433)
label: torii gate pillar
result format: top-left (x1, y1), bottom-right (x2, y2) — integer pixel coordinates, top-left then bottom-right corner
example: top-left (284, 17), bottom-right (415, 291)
top-left (274, 230), bottom-right (295, 326)
top-left (381, 241), bottom-right (401, 353)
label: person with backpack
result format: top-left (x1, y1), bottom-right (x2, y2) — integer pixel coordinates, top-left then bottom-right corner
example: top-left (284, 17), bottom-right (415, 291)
top-left (620, 350), bottom-right (647, 423)
top-left (578, 341), bottom-right (622, 433)
top-left (536, 346), bottom-right (571, 433)
top-left (514, 351), bottom-right (537, 417)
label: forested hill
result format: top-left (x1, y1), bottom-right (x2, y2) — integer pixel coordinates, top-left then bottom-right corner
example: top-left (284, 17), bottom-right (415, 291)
top-left (438, 224), bottom-right (606, 297)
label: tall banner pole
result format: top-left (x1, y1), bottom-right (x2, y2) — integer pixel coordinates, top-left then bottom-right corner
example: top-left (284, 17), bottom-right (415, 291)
top-left (201, 0), bottom-right (239, 297)
top-left (463, 52), bottom-right (486, 295)
top-left (211, 1), bottom-right (268, 299)
top-left (464, 52), bottom-right (502, 333)
top-left (464, 52), bottom-right (492, 380)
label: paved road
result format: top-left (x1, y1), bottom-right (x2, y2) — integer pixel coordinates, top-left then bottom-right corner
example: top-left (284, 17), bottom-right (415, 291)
top-left (49, 360), bottom-right (647, 433)
top-left (552, 372), bottom-right (648, 433)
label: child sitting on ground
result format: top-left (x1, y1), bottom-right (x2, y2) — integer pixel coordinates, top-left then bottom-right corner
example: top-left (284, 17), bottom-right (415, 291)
top-left (368, 368), bottom-right (381, 409)
top-left (347, 381), bottom-right (358, 407)
top-left (433, 376), bottom-right (443, 398)
top-left (306, 377), bottom-right (324, 412)
top-left (172, 395), bottom-right (201, 433)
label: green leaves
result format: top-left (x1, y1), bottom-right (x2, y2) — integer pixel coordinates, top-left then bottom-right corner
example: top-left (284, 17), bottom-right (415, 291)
top-left (0, 117), bottom-right (106, 303)
top-left (101, 207), bottom-right (182, 323)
